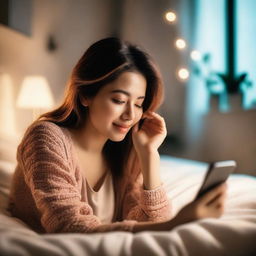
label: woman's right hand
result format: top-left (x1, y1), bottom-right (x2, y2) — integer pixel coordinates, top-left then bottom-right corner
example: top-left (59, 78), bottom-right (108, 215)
top-left (174, 183), bottom-right (227, 223)
top-left (133, 183), bottom-right (227, 233)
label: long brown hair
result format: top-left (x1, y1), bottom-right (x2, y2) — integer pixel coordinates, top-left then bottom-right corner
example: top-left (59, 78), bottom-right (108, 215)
top-left (39, 37), bottom-right (164, 179)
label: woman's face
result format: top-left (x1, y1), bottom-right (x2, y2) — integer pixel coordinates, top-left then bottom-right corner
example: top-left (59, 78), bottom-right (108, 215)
top-left (83, 71), bottom-right (147, 142)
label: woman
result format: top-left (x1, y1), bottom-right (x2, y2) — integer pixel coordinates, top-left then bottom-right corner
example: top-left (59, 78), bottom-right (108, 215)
top-left (8, 37), bottom-right (226, 233)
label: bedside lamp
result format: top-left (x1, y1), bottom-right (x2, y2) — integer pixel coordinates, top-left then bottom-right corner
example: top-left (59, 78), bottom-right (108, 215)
top-left (17, 76), bottom-right (54, 120)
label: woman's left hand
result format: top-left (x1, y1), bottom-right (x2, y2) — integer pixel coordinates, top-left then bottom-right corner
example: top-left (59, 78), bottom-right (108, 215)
top-left (132, 111), bottom-right (167, 155)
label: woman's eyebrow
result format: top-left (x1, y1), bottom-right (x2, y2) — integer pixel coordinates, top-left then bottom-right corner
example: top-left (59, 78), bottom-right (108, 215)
top-left (110, 89), bottom-right (145, 99)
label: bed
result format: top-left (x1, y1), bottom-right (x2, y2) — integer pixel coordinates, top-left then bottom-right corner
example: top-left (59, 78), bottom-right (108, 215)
top-left (0, 135), bottom-right (256, 256)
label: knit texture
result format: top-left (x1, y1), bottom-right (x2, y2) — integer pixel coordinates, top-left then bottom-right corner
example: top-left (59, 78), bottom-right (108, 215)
top-left (8, 120), bottom-right (172, 233)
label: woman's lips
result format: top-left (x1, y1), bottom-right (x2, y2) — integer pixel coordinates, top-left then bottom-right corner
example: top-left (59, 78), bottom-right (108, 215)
top-left (113, 123), bottom-right (130, 133)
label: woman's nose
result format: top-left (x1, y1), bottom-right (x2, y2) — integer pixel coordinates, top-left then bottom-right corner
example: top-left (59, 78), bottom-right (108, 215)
top-left (122, 104), bottom-right (135, 120)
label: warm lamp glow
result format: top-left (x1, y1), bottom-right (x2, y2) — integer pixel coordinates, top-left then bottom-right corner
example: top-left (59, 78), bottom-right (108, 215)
top-left (17, 76), bottom-right (54, 109)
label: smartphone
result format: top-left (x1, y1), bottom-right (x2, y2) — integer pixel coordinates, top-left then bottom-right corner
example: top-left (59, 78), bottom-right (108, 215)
top-left (195, 160), bottom-right (237, 199)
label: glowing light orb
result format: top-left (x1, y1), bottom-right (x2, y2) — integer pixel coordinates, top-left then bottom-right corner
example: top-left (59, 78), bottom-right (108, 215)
top-left (175, 39), bottom-right (186, 49)
top-left (178, 68), bottom-right (189, 80)
top-left (165, 11), bottom-right (176, 23)
top-left (190, 50), bottom-right (202, 61)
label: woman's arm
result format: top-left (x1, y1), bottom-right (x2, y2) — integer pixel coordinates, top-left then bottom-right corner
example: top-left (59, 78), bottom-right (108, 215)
top-left (137, 149), bottom-right (162, 190)
top-left (122, 111), bottom-right (171, 221)
top-left (19, 121), bottom-right (137, 233)
top-left (130, 111), bottom-right (227, 231)
top-left (132, 182), bottom-right (227, 233)
top-left (132, 214), bottom-right (185, 233)
top-left (132, 111), bottom-right (167, 190)
top-left (122, 164), bottom-right (172, 222)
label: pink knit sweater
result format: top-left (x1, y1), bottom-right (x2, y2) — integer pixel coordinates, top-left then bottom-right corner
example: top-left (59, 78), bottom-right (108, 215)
top-left (8, 121), bottom-right (171, 233)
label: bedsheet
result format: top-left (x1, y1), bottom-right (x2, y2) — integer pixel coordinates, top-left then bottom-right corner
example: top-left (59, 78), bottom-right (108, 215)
top-left (0, 155), bottom-right (256, 256)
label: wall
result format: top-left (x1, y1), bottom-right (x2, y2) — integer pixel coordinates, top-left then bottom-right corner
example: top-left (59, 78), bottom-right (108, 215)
top-left (0, 0), bottom-right (255, 175)
top-left (197, 108), bottom-right (256, 176)
top-left (0, 0), bottom-right (112, 136)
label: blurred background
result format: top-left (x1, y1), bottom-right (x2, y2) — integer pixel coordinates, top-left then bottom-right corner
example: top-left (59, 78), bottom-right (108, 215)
top-left (0, 0), bottom-right (255, 175)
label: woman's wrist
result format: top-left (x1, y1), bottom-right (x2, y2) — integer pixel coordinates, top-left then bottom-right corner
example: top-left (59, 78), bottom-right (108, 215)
top-left (132, 215), bottom-right (186, 233)
top-left (136, 146), bottom-right (159, 158)
top-left (132, 220), bottom-right (169, 233)
top-left (137, 150), bottom-right (161, 190)
top-left (137, 148), bottom-right (160, 169)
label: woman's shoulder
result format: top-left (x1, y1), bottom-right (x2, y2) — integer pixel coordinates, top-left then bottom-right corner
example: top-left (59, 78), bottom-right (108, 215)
top-left (23, 120), bottom-right (63, 138)
top-left (27, 119), bottom-right (62, 132)
top-left (19, 120), bottom-right (70, 149)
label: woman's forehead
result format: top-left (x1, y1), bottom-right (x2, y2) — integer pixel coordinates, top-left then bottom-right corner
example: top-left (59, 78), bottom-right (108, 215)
top-left (102, 72), bottom-right (147, 97)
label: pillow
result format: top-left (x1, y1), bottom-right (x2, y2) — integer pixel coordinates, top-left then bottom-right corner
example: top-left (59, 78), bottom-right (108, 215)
top-left (0, 133), bottom-right (20, 163)
top-left (0, 160), bottom-right (16, 213)
top-left (0, 160), bottom-right (15, 188)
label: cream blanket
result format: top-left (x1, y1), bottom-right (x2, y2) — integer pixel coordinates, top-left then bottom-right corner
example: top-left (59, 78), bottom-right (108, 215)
top-left (0, 156), bottom-right (255, 256)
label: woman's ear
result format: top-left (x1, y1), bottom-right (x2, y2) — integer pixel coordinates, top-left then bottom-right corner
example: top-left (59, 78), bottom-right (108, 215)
top-left (79, 94), bottom-right (89, 107)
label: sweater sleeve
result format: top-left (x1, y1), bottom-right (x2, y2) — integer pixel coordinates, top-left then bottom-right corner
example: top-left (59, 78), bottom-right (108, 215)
top-left (19, 122), bottom-right (136, 233)
top-left (122, 171), bottom-right (172, 222)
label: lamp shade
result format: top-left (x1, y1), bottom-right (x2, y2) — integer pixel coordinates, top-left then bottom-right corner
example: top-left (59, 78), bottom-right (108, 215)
top-left (17, 76), bottom-right (54, 109)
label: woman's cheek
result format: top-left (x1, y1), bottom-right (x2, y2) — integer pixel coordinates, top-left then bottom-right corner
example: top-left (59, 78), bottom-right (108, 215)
top-left (134, 110), bottom-right (143, 124)
top-left (101, 100), bottom-right (114, 111)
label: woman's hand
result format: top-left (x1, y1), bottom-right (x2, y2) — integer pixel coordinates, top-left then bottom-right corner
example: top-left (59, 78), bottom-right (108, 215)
top-left (132, 111), bottom-right (167, 155)
top-left (133, 183), bottom-right (227, 233)
top-left (175, 183), bottom-right (227, 223)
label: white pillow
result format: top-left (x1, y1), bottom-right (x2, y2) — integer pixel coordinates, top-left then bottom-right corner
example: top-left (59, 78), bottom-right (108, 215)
top-left (0, 160), bottom-right (15, 213)
top-left (0, 133), bottom-right (20, 163)
top-left (0, 160), bottom-right (15, 188)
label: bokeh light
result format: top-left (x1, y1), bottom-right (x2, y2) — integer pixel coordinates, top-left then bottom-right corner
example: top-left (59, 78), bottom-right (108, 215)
top-left (190, 50), bottom-right (202, 61)
top-left (178, 68), bottom-right (190, 80)
top-left (175, 38), bottom-right (186, 49)
top-left (165, 11), bottom-right (176, 23)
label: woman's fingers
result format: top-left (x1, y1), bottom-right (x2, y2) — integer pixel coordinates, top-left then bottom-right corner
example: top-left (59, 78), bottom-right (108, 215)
top-left (143, 111), bottom-right (164, 122)
top-left (181, 183), bottom-right (228, 220)
top-left (199, 183), bottom-right (227, 205)
top-left (210, 191), bottom-right (227, 209)
top-left (132, 111), bottom-right (167, 153)
top-left (140, 111), bottom-right (167, 134)
top-left (141, 119), bottom-right (164, 131)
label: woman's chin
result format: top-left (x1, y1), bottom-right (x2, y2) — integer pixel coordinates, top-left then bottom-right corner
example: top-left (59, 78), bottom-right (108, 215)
top-left (108, 133), bottom-right (128, 142)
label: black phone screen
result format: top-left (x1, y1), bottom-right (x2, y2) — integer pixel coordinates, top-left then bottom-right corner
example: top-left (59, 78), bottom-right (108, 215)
top-left (195, 160), bottom-right (236, 199)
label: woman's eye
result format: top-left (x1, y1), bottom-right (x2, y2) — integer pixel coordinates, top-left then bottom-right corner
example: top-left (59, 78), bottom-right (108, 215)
top-left (112, 99), bottom-right (143, 108)
top-left (112, 99), bottom-right (125, 104)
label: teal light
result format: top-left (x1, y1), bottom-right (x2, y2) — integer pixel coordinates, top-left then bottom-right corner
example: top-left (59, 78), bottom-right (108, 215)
top-left (189, 0), bottom-right (226, 113)
top-left (188, 0), bottom-right (256, 114)
top-left (185, 0), bottom-right (226, 140)
top-left (210, 84), bottom-right (225, 95)
top-left (237, 0), bottom-right (256, 109)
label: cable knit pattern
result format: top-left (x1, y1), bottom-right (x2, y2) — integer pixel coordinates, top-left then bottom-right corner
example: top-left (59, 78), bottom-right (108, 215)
top-left (122, 171), bottom-right (171, 222)
top-left (8, 120), bottom-right (171, 233)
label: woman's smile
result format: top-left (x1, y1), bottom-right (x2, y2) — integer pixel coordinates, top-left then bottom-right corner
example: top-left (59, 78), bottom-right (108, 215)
top-left (113, 123), bottom-right (131, 133)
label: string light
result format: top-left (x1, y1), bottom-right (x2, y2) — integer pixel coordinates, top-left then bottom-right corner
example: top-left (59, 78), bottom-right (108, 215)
top-left (175, 38), bottom-right (186, 49)
top-left (165, 11), bottom-right (176, 23)
top-left (177, 68), bottom-right (190, 80)
top-left (165, 9), bottom-right (189, 82)
top-left (190, 50), bottom-right (202, 61)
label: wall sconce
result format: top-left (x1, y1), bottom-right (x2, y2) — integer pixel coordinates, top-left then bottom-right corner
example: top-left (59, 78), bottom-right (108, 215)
top-left (17, 76), bottom-right (54, 120)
